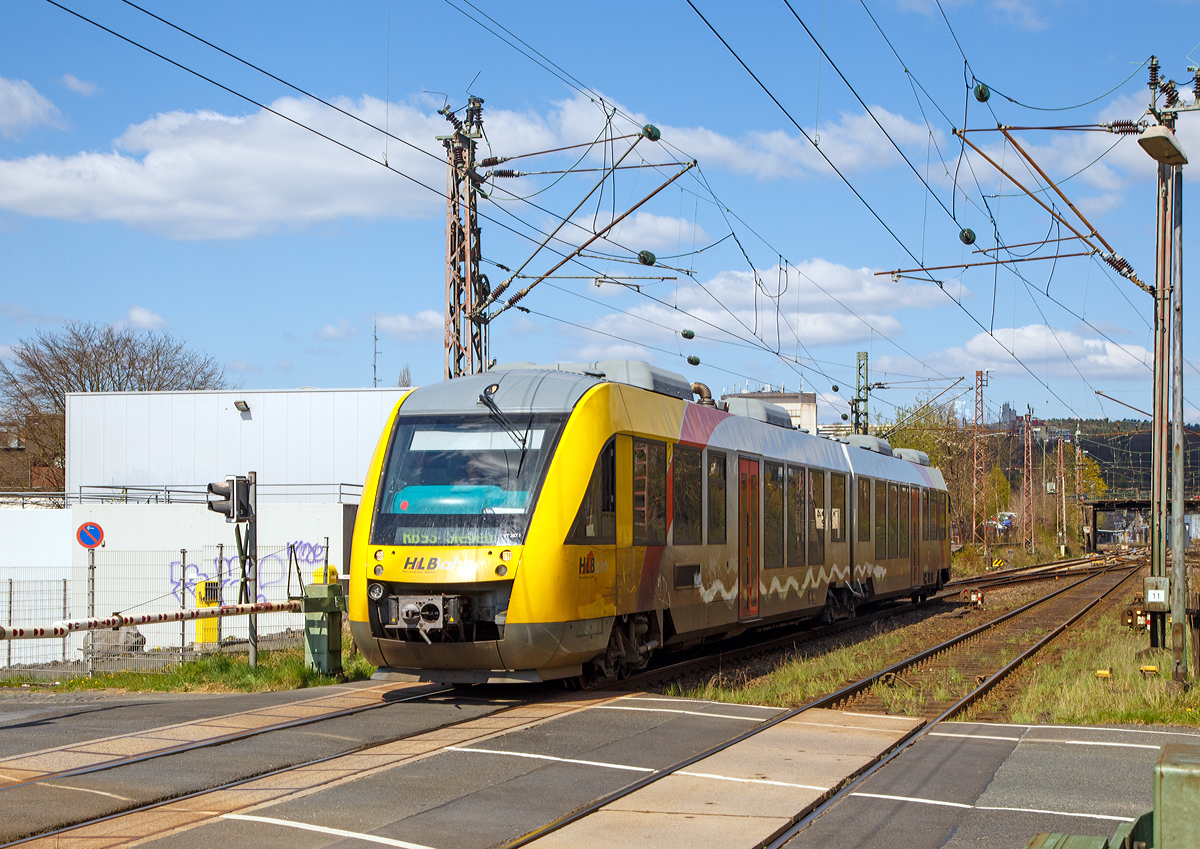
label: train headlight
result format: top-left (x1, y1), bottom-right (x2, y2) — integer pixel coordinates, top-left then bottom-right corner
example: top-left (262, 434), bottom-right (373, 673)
top-left (495, 565), bottom-right (508, 577)
top-left (499, 550), bottom-right (512, 562)
top-left (367, 583), bottom-right (385, 601)
top-left (373, 564), bottom-right (384, 576)
top-left (374, 550), bottom-right (385, 561)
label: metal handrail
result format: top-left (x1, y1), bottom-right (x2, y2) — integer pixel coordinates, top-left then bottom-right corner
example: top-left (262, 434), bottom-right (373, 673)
top-left (0, 483), bottom-right (365, 506)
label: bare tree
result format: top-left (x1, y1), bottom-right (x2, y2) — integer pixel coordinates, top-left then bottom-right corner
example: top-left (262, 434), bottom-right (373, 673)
top-left (0, 322), bottom-right (229, 489)
top-left (397, 362), bottom-right (413, 388)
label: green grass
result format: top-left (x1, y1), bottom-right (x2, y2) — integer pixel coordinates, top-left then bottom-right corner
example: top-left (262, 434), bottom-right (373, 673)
top-left (0, 645), bottom-right (376, 693)
top-left (960, 611), bottom-right (1200, 727)
top-left (664, 623), bottom-right (911, 707)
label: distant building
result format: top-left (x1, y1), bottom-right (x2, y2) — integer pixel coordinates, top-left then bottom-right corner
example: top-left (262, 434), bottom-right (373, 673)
top-left (720, 389), bottom-right (818, 433)
top-left (1000, 402), bottom-right (1018, 431)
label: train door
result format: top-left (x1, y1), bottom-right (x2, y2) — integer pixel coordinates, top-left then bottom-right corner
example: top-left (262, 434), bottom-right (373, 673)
top-left (910, 486), bottom-right (920, 587)
top-left (738, 457), bottom-right (760, 619)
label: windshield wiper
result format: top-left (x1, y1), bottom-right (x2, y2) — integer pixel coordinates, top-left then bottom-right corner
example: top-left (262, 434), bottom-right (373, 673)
top-left (479, 383), bottom-right (526, 450)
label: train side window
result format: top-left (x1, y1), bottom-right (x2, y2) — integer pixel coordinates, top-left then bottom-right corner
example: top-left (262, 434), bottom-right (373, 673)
top-left (858, 477), bottom-right (871, 542)
top-left (830, 474), bottom-right (846, 543)
top-left (672, 446), bottom-right (703, 545)
top-left (634, 439), bottom-right (667, 544)
top-left (921, 488), bottom-right (929, 541)
top-left (887, 482), bottom-right (899, 559)
top-left (764, 463), bottom-right (785, 568)
top-left (809, 469), bottom-right (825, 566)
top-left (787, 466), bottom-right (805, 567)
top-left (707, 451), bottom-right (727, 544)
top-left (566, 440), bottom-right (616, 544)
top-left (939, 492), bottom-right (948, 541)
top-left (874, 479), bottom-right (886, 560)
top-left (898, 484), bottom-right (910, 558)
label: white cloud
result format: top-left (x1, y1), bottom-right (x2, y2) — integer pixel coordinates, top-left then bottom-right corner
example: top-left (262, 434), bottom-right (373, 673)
top-left (0, 302), bottom-right (61, 323)
top-left (572, 211), bottom-right (709, 254)
top-left (0, 95), bottom-right (448, 238)
top-left (0, 90), bottom-right (942, 239)
top-left (992, 0), bottom-right (1048, 30)
top-left (929, 324), bottom-right (1152, 379)
top-left (377, 309), bottom-right (442, 340)
top-left (61, 74), bottom-right (98, 96)
top-left (125, 305), bottom-right (167, 330)
top-left (511, 256), bottom-right (952, 362)
top-left (316, 318), bottom-right (357, 340)
top-left (0, 78), bottom-right (64, 140)
top-left (276, 360), bottom-right (293, 371)
top-left (0, 344), bottom-right (13, 361)
top-left (227, 360), bottom-right (263, 373)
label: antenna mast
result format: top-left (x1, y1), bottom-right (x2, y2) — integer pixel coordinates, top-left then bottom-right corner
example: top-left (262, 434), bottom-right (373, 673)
top-left (439, 96), bottom-right (489, 379)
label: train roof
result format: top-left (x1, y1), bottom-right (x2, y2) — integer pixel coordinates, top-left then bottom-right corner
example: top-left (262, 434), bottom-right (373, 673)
top-left (397, 369), bottom-right (602, 415)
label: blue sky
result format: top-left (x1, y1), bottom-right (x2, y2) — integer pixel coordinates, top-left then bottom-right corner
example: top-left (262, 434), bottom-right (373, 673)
top-left (1, 0), bottom-right (1197, 426)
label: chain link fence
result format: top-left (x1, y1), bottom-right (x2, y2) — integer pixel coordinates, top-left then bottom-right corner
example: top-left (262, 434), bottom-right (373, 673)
top-left (1, 540), bottom-right (332, 678)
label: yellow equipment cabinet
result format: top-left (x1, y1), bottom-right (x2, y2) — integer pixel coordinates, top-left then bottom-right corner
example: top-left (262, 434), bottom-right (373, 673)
top-left (195, 580), bottom-right (220, 644)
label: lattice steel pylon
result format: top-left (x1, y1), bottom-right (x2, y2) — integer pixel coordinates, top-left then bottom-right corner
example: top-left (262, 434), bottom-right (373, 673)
top-left (1023, 410), bottom-right (1034, 553)
top-left (440, 96), bottom-right (490, 380)
top-left (852, 351), bottom-right (869, 435)
top-left (973, 370), bottom-right (987, 547)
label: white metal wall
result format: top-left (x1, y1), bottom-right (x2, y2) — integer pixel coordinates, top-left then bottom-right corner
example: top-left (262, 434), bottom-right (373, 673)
top-left (66, 388), bottom-right (408, 499)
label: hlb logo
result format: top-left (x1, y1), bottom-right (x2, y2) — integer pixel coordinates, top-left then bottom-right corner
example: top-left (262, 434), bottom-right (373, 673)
top-left (578, 551), bottom-right (596, 576)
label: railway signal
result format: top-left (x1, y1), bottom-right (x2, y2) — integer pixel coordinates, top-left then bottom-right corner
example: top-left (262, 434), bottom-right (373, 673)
top-left (207, 472), bottom-right (260, 667)
top-left (207, 476), bottom-right (253, 523)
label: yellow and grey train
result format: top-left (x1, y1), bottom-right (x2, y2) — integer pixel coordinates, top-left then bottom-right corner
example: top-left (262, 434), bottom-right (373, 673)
top-left (349, 360), bottom-right (951, 684)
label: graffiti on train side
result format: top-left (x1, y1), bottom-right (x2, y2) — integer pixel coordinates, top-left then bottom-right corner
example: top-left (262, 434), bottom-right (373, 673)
top-left (167, 541), bottom-right (330, 604)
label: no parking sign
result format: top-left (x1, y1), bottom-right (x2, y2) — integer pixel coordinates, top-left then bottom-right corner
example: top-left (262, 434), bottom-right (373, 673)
top-left (77, 522), bottom-right (104, 548)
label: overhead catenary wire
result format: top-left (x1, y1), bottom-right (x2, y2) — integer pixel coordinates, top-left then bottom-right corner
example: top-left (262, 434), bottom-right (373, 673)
top-left (114, 0), bottom-right (690, 272)
top-left (687, 2), bottom-right (1085, 417)
top-left (440, 0), bottom-right (954, 404)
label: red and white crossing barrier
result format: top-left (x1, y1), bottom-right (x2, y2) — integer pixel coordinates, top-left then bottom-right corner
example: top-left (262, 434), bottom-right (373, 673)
top-left (0, 600), bottom-right (301, 641)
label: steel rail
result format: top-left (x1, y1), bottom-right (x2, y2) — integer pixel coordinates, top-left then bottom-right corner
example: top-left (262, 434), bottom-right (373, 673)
top-left (4, 563), bottom-right (1138, 848)
top-left (765, 562), bottom-right (1140, 847)
top-left (502, 563), bottom-right (1135, 848)
top-left (0, 683), bottom-right (480, 848)
top-left (0, 684), bottom-right (448, 793)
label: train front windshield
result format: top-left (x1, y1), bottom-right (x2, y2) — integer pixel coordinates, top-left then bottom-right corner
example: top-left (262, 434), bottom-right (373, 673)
top-left (370, 413), bottom-right (567, 547)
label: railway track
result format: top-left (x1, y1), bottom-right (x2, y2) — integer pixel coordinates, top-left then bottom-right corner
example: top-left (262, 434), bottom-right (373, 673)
top-left (0, 555), bottom-right (1140, 847)
top-left (945, 552), bottom-right (1121, 592)
top-left (503, 556), bottom-right (1142, 848)
top-left (627, 551), bottom-right (1130, 694)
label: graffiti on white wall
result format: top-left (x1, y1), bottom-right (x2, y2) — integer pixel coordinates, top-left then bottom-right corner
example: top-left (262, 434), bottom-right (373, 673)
top-left (167, 540), bottom-right (330, 605)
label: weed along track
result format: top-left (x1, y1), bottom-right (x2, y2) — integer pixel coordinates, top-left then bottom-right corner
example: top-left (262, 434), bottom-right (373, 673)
top-left (830, 562), bottom-right (1139, 719)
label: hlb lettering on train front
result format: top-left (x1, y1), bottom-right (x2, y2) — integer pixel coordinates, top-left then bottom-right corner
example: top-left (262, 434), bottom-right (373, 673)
top-left (350, 360), bottom-right (951, 686)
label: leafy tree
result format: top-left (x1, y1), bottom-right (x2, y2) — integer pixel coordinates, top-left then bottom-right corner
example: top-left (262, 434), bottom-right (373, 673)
top-left (881, 391), bottom-right (973, 536)
top-left (0, 322), bottom-right (228, 489)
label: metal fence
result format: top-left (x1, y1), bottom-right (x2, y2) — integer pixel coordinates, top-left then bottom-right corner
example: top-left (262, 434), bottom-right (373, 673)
top-left (1, 540), bottom-right (333, 678)
top-left (2, 573), bottom-right (70, 670)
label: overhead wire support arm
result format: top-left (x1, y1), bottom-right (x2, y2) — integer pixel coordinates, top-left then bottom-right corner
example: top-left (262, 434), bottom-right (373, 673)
top-left (953, 129), bottom-right (1152, 295)
top-left (876, 251), bottom-right (1094, 277)
top-left (972, 235), bottom-right (1085, 254)
top-left (470, 125), bottom-right (659, 319)
top-left (484, 160), bottom-right (697, 322)
top-left (1000, 129), bottom-right (1113, 253)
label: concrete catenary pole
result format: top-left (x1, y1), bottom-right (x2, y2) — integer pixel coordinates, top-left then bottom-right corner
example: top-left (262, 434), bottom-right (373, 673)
top-left (1170, 164), bottom-right (1186, 681)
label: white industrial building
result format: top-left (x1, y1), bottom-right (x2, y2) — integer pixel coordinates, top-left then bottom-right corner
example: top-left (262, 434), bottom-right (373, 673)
top-left (1, 387), bottom-right (408, 667)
